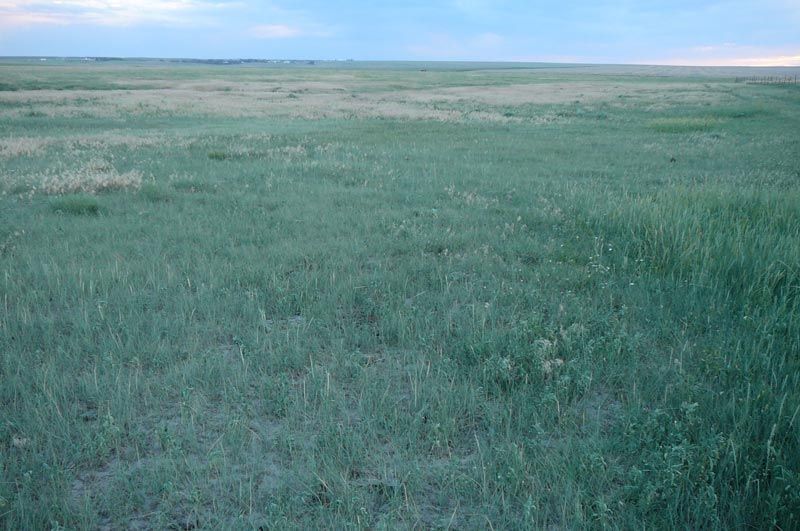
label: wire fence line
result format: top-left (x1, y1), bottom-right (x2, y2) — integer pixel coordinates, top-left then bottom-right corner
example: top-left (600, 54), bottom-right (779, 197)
top-left (734, 76), bottom-right (798, 85)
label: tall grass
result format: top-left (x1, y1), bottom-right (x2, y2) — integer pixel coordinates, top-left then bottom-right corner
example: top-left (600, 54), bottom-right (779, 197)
top-left (603, 186), bottom-right (798, 311)
top-left (572, 184), bottom-right (800, 526)
top-left (49, 194), bottom-right (101, 215)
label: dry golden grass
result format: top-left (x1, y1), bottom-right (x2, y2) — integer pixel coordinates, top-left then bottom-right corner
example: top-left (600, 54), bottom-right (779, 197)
top-left (5, 158), bottom-right (142, 195)
top-left (0, 136), bottom-right (53, 158)
top-left (0, 77), bottom-right (732, 122)
top-left (0, 132), bottom-right (188, 159)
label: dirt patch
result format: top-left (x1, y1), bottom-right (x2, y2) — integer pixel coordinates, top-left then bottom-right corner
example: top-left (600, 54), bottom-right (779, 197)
top-left (70, 405), bottom-right (289, 530)
top-left (574, 389), bottom-right (623, 435)
top-left (71, 456), bottom-right (158, 530)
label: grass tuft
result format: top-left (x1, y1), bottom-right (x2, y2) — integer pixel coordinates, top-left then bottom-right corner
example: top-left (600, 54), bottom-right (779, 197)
top-left (172, 179), bottom-right (215, 193)
top-left (49, 194), bottom-right (101, 215)
top-left (140, 182), bottom-right (173, 202)
top-left (207, 151), bottom-right (229, 160)
top-left (649, 116), bottom-right (718, 132)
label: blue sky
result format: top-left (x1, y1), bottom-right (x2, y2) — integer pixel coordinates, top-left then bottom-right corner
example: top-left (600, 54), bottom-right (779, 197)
top-left (0, 1), bottom-right (798, 65)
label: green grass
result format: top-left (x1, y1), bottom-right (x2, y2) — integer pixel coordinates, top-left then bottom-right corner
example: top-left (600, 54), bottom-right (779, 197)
top-left (207, 151), bottom-right (230, 161)
top-left (648, 116), bottom-right (719, 132)
top-left (1, 62), bottom-right (799, 529)
top-left (139, 182), bottom-right (173, 203)
top-left (49, 194), bottom-right (101, 215)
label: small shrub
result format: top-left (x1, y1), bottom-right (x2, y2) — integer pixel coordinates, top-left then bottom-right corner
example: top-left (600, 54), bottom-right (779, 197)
top-left (208, 151), bottom-right (229, 161)
top-left (50, 194), bottom-right (101, 215)
top-left (140, 182), bottom-right (173, 202)
top-left (8, 183), bottom-right (31, 195)
top-left (712, 106), bottom-right (766, 119)
top-left (649, 117), bottom-right (717, 133)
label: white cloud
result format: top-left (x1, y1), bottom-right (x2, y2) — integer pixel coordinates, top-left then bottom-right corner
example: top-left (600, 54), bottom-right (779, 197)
top-left (249, 24), bottom-right (301, 39)
top-left (736, 55), bottom-right (800, 67)
top-left (0, 0), bottom-right (239, 27)
top-left (652, 44), bottom-right (800, 66)
top-left (673, 54), bottom-right (800, 67)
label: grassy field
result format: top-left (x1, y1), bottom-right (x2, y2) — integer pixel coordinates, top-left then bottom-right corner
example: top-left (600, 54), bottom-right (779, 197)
top-left (1, 60), bottom-right (799, 529)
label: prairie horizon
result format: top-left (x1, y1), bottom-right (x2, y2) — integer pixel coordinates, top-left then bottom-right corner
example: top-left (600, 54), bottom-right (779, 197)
top-left (3, 56), bottom-right (800, 73)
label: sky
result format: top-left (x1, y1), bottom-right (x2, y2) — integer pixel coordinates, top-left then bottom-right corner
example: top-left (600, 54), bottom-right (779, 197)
top-left (0, 1), bottom-right (798, 66)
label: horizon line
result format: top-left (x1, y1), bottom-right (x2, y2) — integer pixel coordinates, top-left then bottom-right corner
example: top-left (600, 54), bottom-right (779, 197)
top-left (2, 56), bottom-right (800, 68)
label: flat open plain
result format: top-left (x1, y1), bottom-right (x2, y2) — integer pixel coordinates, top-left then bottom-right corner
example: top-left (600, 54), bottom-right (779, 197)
top-left (1, 60), bottom-right (799, 528)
